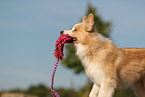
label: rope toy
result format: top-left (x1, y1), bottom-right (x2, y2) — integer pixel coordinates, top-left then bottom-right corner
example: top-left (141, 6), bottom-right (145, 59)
top-left (51, 34), bottom-right (74, 97)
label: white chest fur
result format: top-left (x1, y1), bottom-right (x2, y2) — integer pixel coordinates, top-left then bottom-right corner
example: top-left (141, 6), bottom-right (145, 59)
top-left (86, 63), bottom-right (105, 85)
top-left (75, 44), bottom-right (105, 85)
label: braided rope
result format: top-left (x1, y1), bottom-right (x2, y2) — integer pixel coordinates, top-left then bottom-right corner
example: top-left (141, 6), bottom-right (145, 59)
top-left (50, 34), bottom-right (74, 97)
top-left (51, 59), bottom-right (60, 97)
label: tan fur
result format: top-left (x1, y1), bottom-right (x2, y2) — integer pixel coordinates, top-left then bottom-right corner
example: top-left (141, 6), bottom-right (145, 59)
top-left (63, 13), bottom-right (145, 97)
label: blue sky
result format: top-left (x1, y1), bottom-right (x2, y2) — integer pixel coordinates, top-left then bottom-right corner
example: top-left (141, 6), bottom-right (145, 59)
top-left (0, 0), bottom-right (145, 91)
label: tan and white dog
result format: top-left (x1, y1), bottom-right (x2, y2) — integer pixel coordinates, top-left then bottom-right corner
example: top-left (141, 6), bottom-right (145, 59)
top-left (61, 14), bottom-right (145, 97)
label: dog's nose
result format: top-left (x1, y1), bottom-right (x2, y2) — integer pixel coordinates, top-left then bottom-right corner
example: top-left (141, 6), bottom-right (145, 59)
top-left (60, 30), bottom-right (64, 35)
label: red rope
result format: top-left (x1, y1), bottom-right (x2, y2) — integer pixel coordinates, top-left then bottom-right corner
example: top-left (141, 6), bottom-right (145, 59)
top-left (51, 34), bottom-right (73, 97)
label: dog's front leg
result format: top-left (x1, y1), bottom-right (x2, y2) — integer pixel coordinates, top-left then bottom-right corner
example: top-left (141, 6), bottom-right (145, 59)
top-left (89, 84), bottom-right (99, 97)
top-left (97, 81), bottom-right (115, 97)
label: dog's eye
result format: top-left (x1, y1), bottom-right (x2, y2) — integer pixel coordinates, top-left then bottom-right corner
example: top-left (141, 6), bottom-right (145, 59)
top-left (74, 29), bottom-right (77, 31)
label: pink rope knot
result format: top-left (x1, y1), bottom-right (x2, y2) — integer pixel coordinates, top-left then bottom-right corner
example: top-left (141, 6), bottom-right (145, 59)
top-left (54, 34), bottom-right (73, 60)
top-left (51, 34), bottom-right (73, 97)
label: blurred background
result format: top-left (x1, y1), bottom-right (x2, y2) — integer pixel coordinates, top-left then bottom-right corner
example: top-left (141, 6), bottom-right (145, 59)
top-left (0, 0), bottom-right (145, 97)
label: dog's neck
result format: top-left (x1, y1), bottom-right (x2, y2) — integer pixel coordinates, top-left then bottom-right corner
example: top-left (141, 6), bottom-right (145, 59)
top-left (74, 33), bottom-right (113, 53)
top-left (74, 33), bottom-right (114, 68)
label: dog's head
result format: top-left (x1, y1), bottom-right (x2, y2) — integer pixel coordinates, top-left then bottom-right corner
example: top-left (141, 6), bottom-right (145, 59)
top-left (60, 13), bottom-right (97, 44)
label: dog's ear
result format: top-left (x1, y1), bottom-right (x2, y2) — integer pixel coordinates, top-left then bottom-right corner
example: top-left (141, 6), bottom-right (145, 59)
top-left (85, 13), bottom-right (94, 32)
top-left (82, 16), bottom-right (86, 22)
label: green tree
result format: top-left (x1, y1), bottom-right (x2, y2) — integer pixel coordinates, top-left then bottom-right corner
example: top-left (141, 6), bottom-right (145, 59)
top-left (61, 2), bottom-right (112, 74)
top-left (26, 84), bottom-right (50, 97)
top-left (56, 88), bottom-right (80, 97)
top-left (113, 88), bottom-right (135, 97)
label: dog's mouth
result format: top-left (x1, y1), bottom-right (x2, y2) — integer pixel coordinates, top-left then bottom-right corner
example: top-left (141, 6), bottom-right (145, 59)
top-left (65, 36), bottom-right (77, 44)
top-left (72, 37), bottom-right (77, 42)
